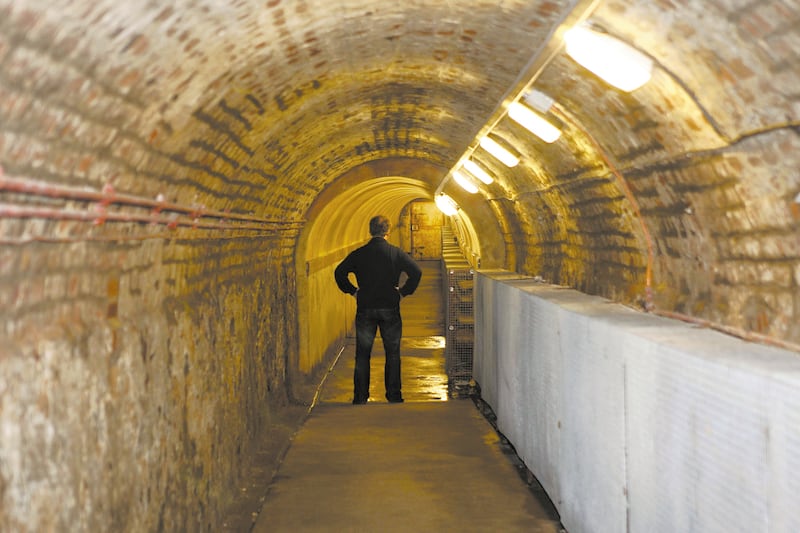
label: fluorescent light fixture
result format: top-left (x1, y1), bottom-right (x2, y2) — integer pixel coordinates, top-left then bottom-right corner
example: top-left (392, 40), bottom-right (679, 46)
top-left (564, 25), bottom-right (653, 92)
top-left (522, 89), bottom-right (555, 114)
top-left (479, 136), bottom-right (519, 167)
top-left (452, 171), bottom-right (479, 194)
top-left (508, 102), bottom-right (561, 143)
top-left (434, 193), bottom-right (459, 216)
top-left (463, 159), bottom-right (494, 185)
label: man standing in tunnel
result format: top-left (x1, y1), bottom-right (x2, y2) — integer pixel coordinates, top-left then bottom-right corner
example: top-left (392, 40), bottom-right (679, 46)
top-left (334, 215), bottom-right (422, 404)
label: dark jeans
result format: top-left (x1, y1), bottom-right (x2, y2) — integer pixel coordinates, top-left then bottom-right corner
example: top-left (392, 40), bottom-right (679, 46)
top-left (354, 307), bottom-right (403, 402)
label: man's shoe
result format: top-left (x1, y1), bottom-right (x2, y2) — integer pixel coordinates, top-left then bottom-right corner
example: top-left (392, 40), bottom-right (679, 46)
top-left (352, 398), bottom-right (367, 405)
top-left (387, 398), bottom-right (404, 403)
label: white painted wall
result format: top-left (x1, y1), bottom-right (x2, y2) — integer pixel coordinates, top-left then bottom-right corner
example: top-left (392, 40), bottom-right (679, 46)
top-left (474, 270), bottom-right (800, 533)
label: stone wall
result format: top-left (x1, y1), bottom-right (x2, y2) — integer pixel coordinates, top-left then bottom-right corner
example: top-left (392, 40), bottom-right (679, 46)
top-left (0, 4), bottom-right (302, 527)
top-left (0, 231), bottom-right (297, 531)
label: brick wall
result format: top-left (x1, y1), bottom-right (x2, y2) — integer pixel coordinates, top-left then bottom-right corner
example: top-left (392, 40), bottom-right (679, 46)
top-left (476, 0), bottom-right (800, 343)
top-left (0, 3), bottom-right (304, 530)
top-left (0, 231), bottom-right (298, 531)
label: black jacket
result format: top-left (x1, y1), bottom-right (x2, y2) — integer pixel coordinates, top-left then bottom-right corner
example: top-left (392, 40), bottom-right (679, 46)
top-left (334, 237), bottom-right (422, 309)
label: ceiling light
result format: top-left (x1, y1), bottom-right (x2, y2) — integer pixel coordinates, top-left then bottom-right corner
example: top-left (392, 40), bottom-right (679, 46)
top-left (452, 171), bottom-right (479, 194)
top-left (508, 102), bottom-right (561, 143)
top-left (479, 136), bottom-right (519, 167)
top-left (564, 25), bottom-right (653, 92)
top-left (522, 89), bottom-right (555, 113)
top-left (462, 160), bottom-right (494, 185)
top-left (434, 193), bottom-right (459, 216)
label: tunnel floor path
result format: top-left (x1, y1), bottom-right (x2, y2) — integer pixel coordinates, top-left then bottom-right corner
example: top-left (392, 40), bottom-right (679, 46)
top-left (252, 260), bottom-right (562, 532)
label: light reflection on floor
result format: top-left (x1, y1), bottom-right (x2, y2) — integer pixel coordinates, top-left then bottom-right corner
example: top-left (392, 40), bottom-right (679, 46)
top-left (319, 334), bottom-right (451, 404)
top-left (403, 336), bottom-right (446, 350)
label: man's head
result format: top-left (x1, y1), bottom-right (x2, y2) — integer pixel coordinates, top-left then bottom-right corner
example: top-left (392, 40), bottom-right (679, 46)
top-left (369, 215), bottom-right (390, 237)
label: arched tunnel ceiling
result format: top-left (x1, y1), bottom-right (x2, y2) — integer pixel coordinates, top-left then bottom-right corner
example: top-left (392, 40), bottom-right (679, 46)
top-left (1, 0), bottom-right (799, 342)
top-left (0, 0), bottom-right (574, 213)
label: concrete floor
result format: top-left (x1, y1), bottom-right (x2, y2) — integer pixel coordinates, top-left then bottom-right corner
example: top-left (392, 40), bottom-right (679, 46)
top-left (251, 261), bottom-right (563, 532)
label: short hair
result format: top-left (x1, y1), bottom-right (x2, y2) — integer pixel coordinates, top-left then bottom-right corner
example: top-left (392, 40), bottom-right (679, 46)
top-left (369, 215), bottom-right (390, 237)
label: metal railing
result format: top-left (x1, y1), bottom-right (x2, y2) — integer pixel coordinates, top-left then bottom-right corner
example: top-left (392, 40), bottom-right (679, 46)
top-left (441, 225), bottom-right (474, 396)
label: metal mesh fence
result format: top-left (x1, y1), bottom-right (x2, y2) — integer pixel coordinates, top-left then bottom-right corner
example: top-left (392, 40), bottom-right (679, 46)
top-left (441, 226), bottom-right (474, 395)
top-left (445, 269), bottom-right (474, 381)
